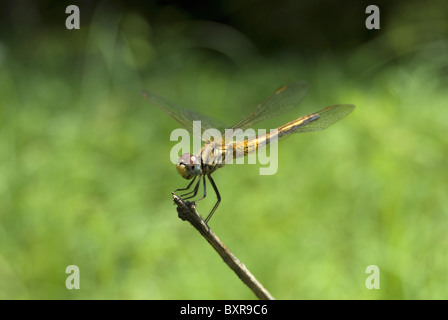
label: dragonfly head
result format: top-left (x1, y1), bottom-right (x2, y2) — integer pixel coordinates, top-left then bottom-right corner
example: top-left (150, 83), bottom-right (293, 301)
top-left (176, 153), bottom-right (201, 179)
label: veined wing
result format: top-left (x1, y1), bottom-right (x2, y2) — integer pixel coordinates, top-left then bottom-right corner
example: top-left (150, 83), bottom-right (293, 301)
top-left (227, 104), bottom-right (355, 159)
top-left (229, 82), bottom-right (309, 130)
top-left (142, 90), bottom-right (228, 139)
top-left (277, 104), bottom-right (355, 136)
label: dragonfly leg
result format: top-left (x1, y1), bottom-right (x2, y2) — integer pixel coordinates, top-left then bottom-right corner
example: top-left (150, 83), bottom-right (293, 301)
top-left (181, 175), bottom-right (202, 200)
top-left (194, 174), bottom-right (207, 202)
top-left (204, 174), bottom-right (221, 225)
top-left (174, 176), bottom-right (197, 193)
top-left (179, 180), bottom-right (200, 197)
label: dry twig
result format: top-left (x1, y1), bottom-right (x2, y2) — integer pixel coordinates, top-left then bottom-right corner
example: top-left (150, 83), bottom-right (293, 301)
top-left (173, 193), bottom-right (275, 300)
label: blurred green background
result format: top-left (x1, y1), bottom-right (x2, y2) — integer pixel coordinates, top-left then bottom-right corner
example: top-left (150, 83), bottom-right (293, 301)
top-left (0, 0), bottom-right (447, 299)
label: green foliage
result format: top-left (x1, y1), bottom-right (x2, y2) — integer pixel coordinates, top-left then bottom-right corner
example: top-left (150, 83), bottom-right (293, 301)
top-left (0, 2), bottom-right (447, 299)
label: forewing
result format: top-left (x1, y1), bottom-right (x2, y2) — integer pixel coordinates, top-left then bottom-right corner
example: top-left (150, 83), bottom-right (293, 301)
top-left (229, 82), bottom-right (309, 130)
top-left (142, 90), bottom-right (228, 139)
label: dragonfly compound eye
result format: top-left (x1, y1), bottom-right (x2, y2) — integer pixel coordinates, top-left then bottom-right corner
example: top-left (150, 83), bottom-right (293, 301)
top-left (176, 153), bottom-right (200, 179)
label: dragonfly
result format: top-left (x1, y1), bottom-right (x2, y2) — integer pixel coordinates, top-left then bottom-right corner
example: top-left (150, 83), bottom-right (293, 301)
top-left (142, 82), bottom-right (354, 225)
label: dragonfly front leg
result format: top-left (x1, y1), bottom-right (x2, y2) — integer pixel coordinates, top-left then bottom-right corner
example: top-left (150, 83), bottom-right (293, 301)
top-left (174, 176), bottom-right (197, 194)
top-left (181, 175), bottom-right (202, 200)
top-left (204, 174), bottom-right (221, 225)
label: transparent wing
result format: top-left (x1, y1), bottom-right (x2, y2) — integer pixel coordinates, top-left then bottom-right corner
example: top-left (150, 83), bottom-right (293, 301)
top-left (229, 82), bottom-right (309, 130)
top-left (284, 104), bottom-right (355, 134)
top-left (227, 104), bottom-right (355, 160)
top-left (141, 90), bottom-right (228, 139)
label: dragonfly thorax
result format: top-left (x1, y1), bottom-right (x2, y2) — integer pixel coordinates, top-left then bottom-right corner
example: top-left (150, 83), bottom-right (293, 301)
top-left (176, 153), bottom-right (201, 179)
top-left (200, 142), bottom-right (227, 173)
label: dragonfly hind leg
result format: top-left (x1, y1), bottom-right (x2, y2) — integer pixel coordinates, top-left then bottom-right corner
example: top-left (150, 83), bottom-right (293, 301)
top-left (194, 175), bottom-right (207, 202)
top-left (173, 173), bottom-right (220, 225)
top-left (204, 174), bottom-right (221, 225)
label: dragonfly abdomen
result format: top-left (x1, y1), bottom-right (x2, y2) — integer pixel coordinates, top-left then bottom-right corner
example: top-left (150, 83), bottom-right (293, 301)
top-left (228, 113), bottom-right (320, 159)
top-left (277, 113), bottom-right (319, 138)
